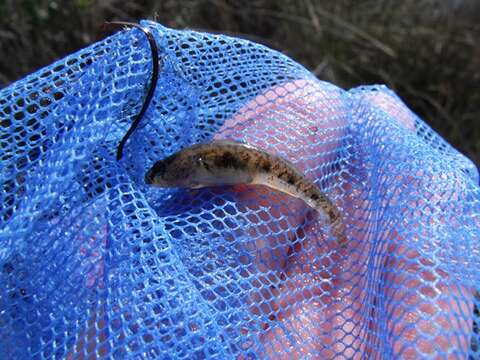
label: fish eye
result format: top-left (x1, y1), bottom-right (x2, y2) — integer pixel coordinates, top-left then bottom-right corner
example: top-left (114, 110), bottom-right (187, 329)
top-left (196, 156), bottom-right (211, 171)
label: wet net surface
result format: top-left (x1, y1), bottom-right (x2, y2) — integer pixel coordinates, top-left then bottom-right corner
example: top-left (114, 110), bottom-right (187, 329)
top-left (1, 20), bottom-right (479, 359)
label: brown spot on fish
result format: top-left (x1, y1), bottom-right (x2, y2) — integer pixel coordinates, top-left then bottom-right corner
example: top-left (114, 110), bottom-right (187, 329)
top-left (215, 151), bottom-right (242, 169)
top-left (278, 170), bottom-right (289, 181)
top-left (239, 151), bottom-right (251, 163)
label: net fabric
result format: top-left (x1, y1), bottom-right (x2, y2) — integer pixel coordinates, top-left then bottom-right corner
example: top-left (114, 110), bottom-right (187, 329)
top-left (0, 20), bottom-right (479, 359)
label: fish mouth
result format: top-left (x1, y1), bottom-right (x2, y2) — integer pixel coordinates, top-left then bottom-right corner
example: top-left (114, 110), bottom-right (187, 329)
top-left (144, 169), bottom-right (154, 185)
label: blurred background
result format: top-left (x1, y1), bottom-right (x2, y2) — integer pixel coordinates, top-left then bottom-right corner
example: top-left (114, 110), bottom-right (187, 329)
top-left (0, 0), bottom-right (478, 165)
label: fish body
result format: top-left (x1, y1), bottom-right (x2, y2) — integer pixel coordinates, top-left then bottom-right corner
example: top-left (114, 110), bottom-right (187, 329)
top-left (145, 140), bottom-right (345, 243)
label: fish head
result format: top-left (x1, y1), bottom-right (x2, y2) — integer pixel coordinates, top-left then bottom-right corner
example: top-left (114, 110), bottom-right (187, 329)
top-left (145, 152), bottom-right (195, 188)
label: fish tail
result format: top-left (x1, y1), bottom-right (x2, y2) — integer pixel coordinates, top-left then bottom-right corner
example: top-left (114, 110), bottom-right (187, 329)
top-left (332, 219), bottom-right (348, 248)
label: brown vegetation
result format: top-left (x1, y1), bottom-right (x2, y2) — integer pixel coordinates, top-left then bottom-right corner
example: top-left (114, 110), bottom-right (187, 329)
top-left (1, 0), bottom-right (478, 164)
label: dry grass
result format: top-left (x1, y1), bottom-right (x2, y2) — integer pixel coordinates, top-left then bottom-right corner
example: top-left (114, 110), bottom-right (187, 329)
top-left (1, 0), bottom-right (478, 164)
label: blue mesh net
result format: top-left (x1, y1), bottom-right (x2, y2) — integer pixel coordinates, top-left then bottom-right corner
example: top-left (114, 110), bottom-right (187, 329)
top-left (1, 20), bottom-right (479, 359)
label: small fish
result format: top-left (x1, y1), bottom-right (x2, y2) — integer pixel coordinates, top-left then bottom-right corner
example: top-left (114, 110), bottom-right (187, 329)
top-left (145, 140), bottom-right (346, 244)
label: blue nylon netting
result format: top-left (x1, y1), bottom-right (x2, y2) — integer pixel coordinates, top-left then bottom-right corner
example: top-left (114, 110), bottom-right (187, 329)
top-left (1, 20), bottom-right (479, 359)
